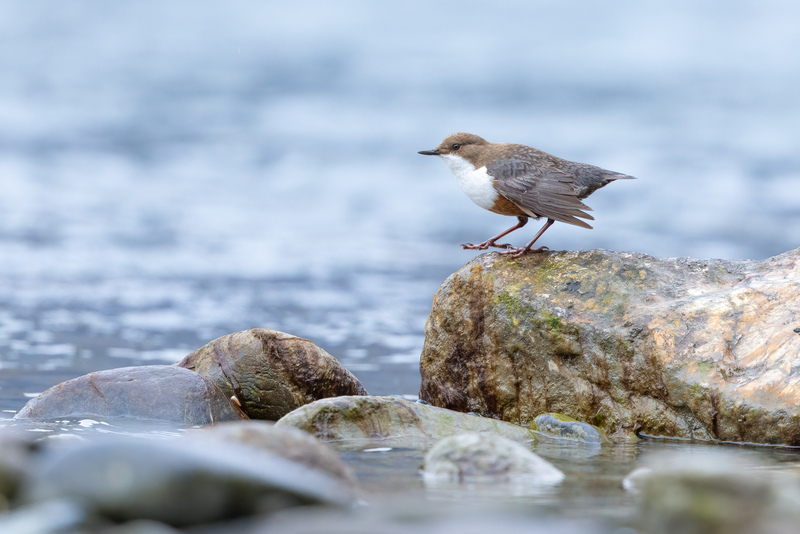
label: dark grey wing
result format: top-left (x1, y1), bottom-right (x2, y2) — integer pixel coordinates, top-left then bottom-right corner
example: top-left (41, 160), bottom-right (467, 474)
top-left (488, 156), bottom-right (595, 229)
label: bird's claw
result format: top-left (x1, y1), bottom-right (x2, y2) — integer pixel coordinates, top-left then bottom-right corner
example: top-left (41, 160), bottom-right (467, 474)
top-left (461, 241), bottom-right (514, 251)
top-left (496, 247), bottom-right (525, 257)
top-left (497, 246), bottom-right (550, 258)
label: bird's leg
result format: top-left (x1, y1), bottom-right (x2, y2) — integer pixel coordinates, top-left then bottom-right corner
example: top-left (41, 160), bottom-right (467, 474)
top-left (498, 218), bottom-right (555, 257)
top-left (461, 216), bottom-right (528, 250)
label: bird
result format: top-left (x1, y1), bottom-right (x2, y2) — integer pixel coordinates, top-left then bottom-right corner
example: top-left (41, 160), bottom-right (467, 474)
top-left (418, 132), bottom-right (635, 257)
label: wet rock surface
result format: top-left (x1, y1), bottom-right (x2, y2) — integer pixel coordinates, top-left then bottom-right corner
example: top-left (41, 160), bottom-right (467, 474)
top-left (420, 249), bottom-right (800, 445)
top-left (178, 329), bottom-right (368, 420)
top-left (20, 435), bottom-right (355, 528)
top-left (624, 449), bottom-right (800, 534)
top-left (3, 397), bottom-right (800, 533)
top-left (13, 365), bottom-right (247, 425)
top-left (275, 395), bottom-right (535, 447)
top-left (0, 430), bottom-right (36, 510)
top-left (191, 420), bottom-right (357, 487)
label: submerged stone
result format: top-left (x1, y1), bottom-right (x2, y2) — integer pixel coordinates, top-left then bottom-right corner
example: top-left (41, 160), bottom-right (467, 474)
top-left (178, 329), bottom-right (367, 420)
top-left (531, 413), bottom-right (611, 444)
top-left (420, 248), bottom-right (800, 445)
top-left (275, 395), bottom-right (535, 447)
top-left (13, 365), bottom-right (246, 425)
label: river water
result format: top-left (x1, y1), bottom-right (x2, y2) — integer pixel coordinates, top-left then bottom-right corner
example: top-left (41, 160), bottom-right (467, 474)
top-left (1, 1), bottom-right (800, 525)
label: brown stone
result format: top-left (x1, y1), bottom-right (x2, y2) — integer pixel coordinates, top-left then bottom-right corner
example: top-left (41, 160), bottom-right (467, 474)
top-left (178, 329), bottom-right (367, 420)
top-left (419, 248), bottom-right (800, 445)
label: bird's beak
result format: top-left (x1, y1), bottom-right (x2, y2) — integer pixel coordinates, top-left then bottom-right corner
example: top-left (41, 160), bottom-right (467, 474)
top-left (418, 149), bottom-right (440, 156)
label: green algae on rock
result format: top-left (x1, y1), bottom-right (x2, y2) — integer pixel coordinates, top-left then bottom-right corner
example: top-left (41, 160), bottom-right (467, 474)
top-left (275, 395), bottom-right (535, 447)
top-left (420, 248), bottom-right (800, 445)
top-left (178, 329), bottom-right (367, 420)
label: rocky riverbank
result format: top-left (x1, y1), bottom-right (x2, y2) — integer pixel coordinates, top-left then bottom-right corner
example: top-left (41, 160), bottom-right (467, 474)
top-left (3, 248), bottom-right (800, 532)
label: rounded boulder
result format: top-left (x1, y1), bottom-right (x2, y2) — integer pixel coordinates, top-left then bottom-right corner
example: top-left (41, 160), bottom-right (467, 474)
top-left (13, 365), bottom-right (247, 425)
top-left (178, 329), bottom-right (367, 420)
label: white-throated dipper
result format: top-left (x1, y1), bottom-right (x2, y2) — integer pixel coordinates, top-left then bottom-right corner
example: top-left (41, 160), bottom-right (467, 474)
top-left (419, 132), bottom-right (635, 257)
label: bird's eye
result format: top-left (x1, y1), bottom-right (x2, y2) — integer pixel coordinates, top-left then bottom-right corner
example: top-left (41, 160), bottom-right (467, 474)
top-left (451, 144), bottom-right (461, 150)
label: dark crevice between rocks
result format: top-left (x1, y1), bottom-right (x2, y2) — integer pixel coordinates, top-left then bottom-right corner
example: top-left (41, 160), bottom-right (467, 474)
top-left (709, 388), bottom-right (720, 438)
top-left (213, 341), bottom-right (245, 410)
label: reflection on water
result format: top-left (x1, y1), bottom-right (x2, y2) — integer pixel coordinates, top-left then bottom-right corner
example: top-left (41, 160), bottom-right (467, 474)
top-left (0, 417), bottom-right (185, 440)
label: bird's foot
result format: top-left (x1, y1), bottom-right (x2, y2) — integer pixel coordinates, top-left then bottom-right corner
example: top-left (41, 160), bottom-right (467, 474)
top-left (497, 246), bottom-right (549, 258)
top-left (461, 241), bottom-right (513, 251)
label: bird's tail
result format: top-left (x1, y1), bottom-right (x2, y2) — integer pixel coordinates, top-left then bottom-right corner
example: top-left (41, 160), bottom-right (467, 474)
top-left (606, 171), bottom-right (636, 181)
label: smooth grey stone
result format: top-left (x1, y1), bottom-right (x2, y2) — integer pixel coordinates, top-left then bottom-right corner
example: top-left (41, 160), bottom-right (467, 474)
top-left (191, 420), bottom-right (357, 487)
top-left (625, 449), bottom-right (800, 534)
top-left (0, 499), bottom-right (90, 534)
top-left (423, 432), bottom-right (564, 484)
top-left (531, 413), bottom-right (610, 444)
top-left (13, 365), bottom-right (247, 425)
top-left (21, 436), bottom-right (355, 527)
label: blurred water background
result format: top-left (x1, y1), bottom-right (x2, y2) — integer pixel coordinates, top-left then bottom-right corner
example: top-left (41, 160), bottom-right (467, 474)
top-left (1, 1), bottom-right (799, 414)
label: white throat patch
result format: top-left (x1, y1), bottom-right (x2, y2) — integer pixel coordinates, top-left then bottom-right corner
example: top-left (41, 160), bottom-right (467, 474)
top-left (440, 154), bottom-right (498, 210)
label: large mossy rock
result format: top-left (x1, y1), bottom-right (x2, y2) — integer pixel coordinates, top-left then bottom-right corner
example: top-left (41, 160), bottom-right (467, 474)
top-left (420, 249), bottom-right (800, 444)
top-left (13, 365), bottom-right (247, 425)
top-left (178, 329), bottom-right (367, 420)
